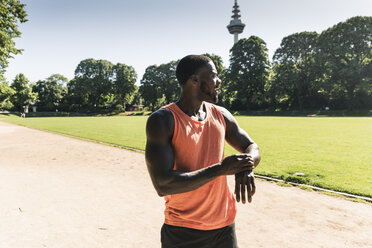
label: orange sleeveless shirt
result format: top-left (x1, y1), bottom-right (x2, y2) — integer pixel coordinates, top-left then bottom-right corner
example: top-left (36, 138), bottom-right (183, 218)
top-left (162, 102), bottom-right (236, 230)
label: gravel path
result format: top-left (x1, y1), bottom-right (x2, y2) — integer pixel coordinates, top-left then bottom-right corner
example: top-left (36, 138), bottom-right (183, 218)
top-left (0, 121), bottom-right (371, 248)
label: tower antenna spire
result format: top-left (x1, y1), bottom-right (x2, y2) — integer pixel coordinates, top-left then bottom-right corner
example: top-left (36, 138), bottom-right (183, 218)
top-left (227, 0), bottom-right (245, 44)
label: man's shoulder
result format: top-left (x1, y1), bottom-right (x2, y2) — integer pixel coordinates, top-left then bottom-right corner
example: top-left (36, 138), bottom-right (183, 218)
top-left (148, 108), bottom-right (174, 125)
top-left (211, 104), bottom-right (232, 119)
top-left (211, 105), bottom-right (238, 129)
top-left (146, 108), bottom-right (174, 139)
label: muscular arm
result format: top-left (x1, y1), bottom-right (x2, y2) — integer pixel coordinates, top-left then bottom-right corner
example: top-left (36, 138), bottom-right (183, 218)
top-left (219, 107), bottom-right (261, 164)
top-left (219, 106), bottom-right (261, 203)
top-left (145, 109), bottom-right (253, 197)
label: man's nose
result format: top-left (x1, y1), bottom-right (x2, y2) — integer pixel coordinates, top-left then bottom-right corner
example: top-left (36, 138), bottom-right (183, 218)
top-left (217, 77), bottom-right (222, 87)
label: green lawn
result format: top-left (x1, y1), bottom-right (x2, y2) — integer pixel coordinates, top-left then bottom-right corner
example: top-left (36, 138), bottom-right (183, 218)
top-left (2, 114), bottom-right (371, 197)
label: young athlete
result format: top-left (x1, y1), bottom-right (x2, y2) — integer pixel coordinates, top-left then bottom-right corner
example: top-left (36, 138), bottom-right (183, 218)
top-left (145, 55), bottom-right (261, 247)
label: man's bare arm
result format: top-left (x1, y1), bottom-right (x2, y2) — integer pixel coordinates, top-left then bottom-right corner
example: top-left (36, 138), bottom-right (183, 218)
top-left (219, 107), bottom-right (261, 162)
top-left (145, 109), bottom-right (254, 197)
top-left (219, 106), bottom-right (261, 204)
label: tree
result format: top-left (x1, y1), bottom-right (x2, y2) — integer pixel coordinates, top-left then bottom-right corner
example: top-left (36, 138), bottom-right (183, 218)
top-left (140, 65), bottom-right (158, 108)
top-left (10, 73), bottom-right (37, 111)
top-left (225, 36), bottom-right (270, 110)
top-left (0, 80), bottom-right (15, 109)
top-left (157, 61), bottom-right (179, 103)
top-left (271, 32), bottom-right (323, 110)
top-left (32, 74), bottom-right (68, 111)
top-left (112, 63), bottom-right (137, 109)
top-left (66, 77), bottom-right (89, 111)
top-left (139, 61), bottom-right (179, 110)
top-left (69, 58), bottom-right (138, 112)
top-left (317, 16), bottom-right (372, 110)
top-left (72, 58), bottom-right (114, 110)
top-left (0, 0), bottom-right (27, 76)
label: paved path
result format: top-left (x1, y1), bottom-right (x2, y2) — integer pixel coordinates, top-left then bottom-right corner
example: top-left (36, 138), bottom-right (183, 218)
top-left (0, 121), bottom-right (371, 248)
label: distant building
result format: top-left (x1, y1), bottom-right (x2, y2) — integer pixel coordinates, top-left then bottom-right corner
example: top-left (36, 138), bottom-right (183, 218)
top-left (227, 0), bottom-right (245, 44)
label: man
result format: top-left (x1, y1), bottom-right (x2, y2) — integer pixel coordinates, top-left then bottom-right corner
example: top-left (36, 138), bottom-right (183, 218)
top-left (145, 55), bottom-right (261, 248)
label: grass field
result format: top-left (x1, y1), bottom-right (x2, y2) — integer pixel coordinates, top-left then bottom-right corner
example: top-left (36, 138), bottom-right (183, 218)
top-left (1, 114), bottom-right (371, 197)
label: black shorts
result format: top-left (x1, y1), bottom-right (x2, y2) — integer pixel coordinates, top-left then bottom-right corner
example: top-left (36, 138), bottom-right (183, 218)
top-left (161, 223), bottom-right (238, 248)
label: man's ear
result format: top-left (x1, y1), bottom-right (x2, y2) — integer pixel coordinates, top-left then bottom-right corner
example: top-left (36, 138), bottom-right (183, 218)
top-left (190, 75), bottom-right (199, 84)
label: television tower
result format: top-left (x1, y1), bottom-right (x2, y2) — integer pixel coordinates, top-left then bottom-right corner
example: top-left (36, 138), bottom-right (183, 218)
top-left (227, 0), bottom-right (245, 44)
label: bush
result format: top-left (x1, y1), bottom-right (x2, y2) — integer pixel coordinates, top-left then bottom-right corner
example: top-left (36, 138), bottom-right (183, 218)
top-left (0, 99), bottom-right (14, 110)
top-left (115, 104), bottom-right (125, 113)
top-left (69, 104), bottom-right (81, 112)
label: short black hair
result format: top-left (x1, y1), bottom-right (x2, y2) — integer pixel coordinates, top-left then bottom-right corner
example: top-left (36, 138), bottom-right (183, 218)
top-left (176, 55), bottom-right (211, 85)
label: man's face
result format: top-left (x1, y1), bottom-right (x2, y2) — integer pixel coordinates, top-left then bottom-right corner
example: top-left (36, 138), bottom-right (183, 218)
top-left (198, 61), bottom-right (221, 103)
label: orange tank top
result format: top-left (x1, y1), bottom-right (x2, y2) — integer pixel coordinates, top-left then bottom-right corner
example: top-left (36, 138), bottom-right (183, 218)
top-left (162, 102), bottom-right (236, 230)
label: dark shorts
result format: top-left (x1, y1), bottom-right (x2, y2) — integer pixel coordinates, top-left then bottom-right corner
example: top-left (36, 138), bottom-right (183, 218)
top-left (161, 223), bottom-right (238, 248)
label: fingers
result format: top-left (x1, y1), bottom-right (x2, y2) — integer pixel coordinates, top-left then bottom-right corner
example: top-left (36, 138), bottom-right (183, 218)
top-left (234, 178), bottom-right (240, 202)
top-left (251, 175), bottom-right (256, 197)
top-left (235, 153), bottom-right (252, 158)
top-left (234, 154), bottom-right (249, 161)
top-left (224, 154), bottom-right (255, 175)
top-left (235, 171), bottom-right (256, 204)
top-left (247, 178), bottom-right (252, 203)
top-left (247, 173), bottom-right (255, 203)
top-left (243, 155), bottom-right (255, 167)
top-left (235, 154), bottom-right (254, 164)
top-left (241, 174), bottom-right (247, 204)
top-left (241, 164), bottom-right (255, 172)
top-left (239, 157), bottom-right (255, 172)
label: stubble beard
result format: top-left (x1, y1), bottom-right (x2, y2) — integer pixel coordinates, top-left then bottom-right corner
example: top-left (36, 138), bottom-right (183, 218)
top-left (200, 81), bottom-right (218, 103)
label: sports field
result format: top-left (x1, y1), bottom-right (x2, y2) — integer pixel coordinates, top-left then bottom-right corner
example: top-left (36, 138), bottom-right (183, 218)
top-left (1, 114), bottom-right (371, 197)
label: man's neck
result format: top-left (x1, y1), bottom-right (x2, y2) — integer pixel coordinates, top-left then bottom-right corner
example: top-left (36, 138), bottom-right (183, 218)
top-left (176, 95), bottom-right (205, 120)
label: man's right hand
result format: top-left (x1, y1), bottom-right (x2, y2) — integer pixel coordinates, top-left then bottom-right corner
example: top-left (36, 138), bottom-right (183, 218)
top-left (220, 154), bottom-right (255, 175)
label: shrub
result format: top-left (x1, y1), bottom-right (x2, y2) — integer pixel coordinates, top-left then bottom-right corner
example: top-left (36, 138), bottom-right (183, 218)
top-left (115, 104), bottom-right (125, 113)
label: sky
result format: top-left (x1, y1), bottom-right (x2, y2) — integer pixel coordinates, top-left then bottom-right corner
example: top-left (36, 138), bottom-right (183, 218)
top-left (4, 0), bottom-right (372, 84)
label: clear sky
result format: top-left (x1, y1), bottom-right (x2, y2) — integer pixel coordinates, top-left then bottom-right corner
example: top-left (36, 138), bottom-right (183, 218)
top-left (4, 0), bottom-right (372, 84)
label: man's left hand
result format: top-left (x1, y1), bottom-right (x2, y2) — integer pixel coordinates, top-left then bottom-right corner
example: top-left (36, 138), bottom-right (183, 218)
top-left (234, 170), bottom-right (255, 204)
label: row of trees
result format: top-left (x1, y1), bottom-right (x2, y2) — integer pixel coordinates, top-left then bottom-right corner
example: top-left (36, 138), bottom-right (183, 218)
top-left (68, 59), bottom-right (137, 112)
top-left (269, 16), bottom-right (371, 110)
top-left (0, 59), bottom-right (138, 112)
top-left (138, 16), bottom-right (371, 111)
top-left (0, 15), bottom-right (371, 112)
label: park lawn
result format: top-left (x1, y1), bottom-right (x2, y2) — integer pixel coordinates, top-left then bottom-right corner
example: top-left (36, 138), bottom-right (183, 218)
top-left (2, 115), bottom-right (146, 151)
top-left (2, 115), bottom-right (371, 197)
top-left (226, 116), bottom-right (372, 198)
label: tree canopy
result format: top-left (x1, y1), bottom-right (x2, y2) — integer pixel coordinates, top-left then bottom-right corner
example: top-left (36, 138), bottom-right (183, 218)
top-left (32, 74), bottom-right (68, 111)
top-left (68, 58), bottom-right (137, 111)
top-left (10, 73), bottom-right (37, 111)
top-left (139, 61), bottom-right (179, 110)
top-left (317, 16), bottom-right (372, 110)
top-left (225, 36), bottom-right (270, 110)
top-left (2, 15), bottom-right (370, 113)
top-left (0, 80), bottom-right (15, 109)
top-left (0, 0), bottom-right (27, 78)
top-left (271, 32), bottom-right (322, 110)
top-left (112, 63), bottom-right (137, 109)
